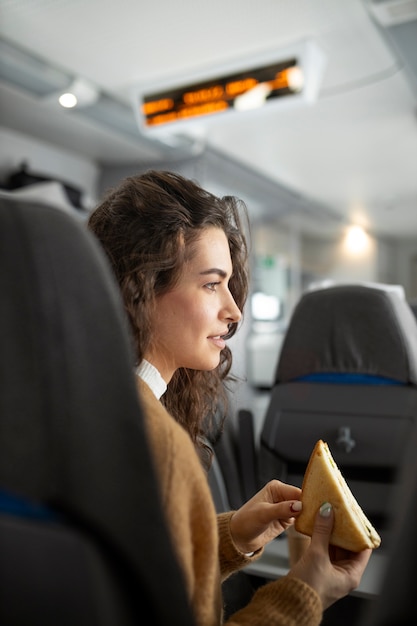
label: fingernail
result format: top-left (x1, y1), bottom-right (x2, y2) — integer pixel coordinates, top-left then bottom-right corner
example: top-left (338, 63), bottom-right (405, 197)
top-left (319, 502), bottom-right (332, 518)
top-left (290, 501), bottom-right (302, 512)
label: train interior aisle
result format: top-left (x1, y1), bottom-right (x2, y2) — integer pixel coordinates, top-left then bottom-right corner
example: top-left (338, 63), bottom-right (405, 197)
top-left (1, 1), bottom-right (417, 624)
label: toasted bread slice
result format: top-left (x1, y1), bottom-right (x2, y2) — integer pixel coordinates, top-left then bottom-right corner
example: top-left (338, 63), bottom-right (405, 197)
top-left (295, 439), bottom-right (381, 552)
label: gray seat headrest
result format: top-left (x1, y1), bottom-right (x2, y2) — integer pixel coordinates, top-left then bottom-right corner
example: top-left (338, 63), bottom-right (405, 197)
top-left (276, 284), bottom-right (417, 385)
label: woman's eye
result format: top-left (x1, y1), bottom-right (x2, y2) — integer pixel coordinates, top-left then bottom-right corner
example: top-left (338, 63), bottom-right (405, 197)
top-left (205, 282), bottom-right (220, 292)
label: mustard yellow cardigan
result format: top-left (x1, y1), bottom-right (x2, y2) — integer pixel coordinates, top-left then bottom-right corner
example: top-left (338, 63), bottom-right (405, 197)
top-left (137, 378), bottom-right (322, 626)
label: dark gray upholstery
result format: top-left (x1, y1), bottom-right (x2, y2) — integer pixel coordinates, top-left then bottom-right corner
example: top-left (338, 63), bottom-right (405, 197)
top-left (259, 284), bottom-right (417, 546)
top-left (359, 422), bottom-right (417, 625)
top-left (237, 409), bottom-right (259, 501)
top-left (276, 285), bottom-right (417, 384)
top-left (0, 197), bottom-right (195, 626)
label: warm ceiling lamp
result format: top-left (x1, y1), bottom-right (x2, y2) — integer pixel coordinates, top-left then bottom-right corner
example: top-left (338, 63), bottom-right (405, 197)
top-left (344, 225), bottom-right (370, 254)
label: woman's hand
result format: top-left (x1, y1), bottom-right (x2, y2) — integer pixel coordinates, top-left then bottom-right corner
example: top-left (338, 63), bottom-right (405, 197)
top-left (230, 479), bottom-right (302, 554)
top-left (287, 502), bottom-right (372, 610)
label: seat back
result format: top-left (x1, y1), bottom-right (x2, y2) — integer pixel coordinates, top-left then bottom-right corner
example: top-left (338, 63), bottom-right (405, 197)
top-left (237, 409), bottom-right (259, 501)
top-left (0, 506), bottom-right (134, 626)
top-left (207, 414), bottom-right (245, 512)
top-left (359, 421), bottom-right (417, 625)
top-left (0, 197), bottom-right (195, 626)
top-left (259, 284), bottom-right (417, 544)
top-left (207, 408), bottom-right (259, 512)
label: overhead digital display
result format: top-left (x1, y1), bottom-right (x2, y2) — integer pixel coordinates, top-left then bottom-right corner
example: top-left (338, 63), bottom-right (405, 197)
top-left (140, 58), bottom-right (302, 128)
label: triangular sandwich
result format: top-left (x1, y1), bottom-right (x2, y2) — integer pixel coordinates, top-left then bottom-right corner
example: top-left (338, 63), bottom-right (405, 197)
top-left (295, 439), bottom-right (381, 552)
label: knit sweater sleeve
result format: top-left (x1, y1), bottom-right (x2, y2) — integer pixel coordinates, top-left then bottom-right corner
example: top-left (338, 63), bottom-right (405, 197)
top-left (225, 576), bottom-right (323, 626)
top-left (218, 511), bottom-right (323, 626)
top-left (217, 511), bottom-right (264, 580)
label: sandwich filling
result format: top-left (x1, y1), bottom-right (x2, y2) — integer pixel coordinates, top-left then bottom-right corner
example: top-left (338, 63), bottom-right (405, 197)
top-left (321, 441), bottom-right (379, 545)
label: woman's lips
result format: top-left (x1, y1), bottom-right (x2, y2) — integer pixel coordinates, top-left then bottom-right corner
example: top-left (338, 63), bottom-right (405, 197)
top-left (209, 335), bottom-right (226, 349)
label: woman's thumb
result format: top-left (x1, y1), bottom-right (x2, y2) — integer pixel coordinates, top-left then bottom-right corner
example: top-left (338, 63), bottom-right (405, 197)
top-left (311, 502), bottom-right (334, 548)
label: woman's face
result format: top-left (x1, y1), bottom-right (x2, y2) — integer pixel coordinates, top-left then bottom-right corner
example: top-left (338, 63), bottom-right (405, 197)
top-left (146, 226), bottom-right (242, 383)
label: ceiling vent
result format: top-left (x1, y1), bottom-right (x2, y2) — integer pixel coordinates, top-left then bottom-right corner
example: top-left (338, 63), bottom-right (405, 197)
top-left (368, 0), bottom-right (417, 26)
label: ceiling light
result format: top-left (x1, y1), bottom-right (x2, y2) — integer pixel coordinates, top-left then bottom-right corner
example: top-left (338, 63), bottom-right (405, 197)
top-left (344, 225), bottom-right (370, 254)
top-left (59, 92), bottom-right (78, 108)
top-left (57, 77), bottom-right (99, 109)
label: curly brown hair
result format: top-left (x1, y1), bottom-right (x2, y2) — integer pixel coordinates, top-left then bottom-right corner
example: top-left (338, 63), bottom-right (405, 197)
top-left (88, 170), bottom-right (250, 462)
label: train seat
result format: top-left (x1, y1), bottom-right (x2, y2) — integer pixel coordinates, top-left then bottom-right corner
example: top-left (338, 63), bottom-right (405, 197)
top-left (259, 284), bottom-right (417, 546)
top-left (0, 196), bottom-right (195, 626)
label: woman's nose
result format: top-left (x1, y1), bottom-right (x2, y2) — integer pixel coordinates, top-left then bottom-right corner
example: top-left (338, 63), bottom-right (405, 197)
top-left (223, 293), bottom-right (241, 323)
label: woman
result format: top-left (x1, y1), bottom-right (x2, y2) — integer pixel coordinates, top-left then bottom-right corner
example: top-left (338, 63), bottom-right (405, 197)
top-left (88, 170), bottom-right (370, 625)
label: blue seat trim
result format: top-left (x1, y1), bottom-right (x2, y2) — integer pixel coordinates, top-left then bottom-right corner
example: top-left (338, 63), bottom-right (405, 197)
top-left (293, 372), bottom-right (405, 385)
top-left (0, 489), bottom-right (62, 521)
